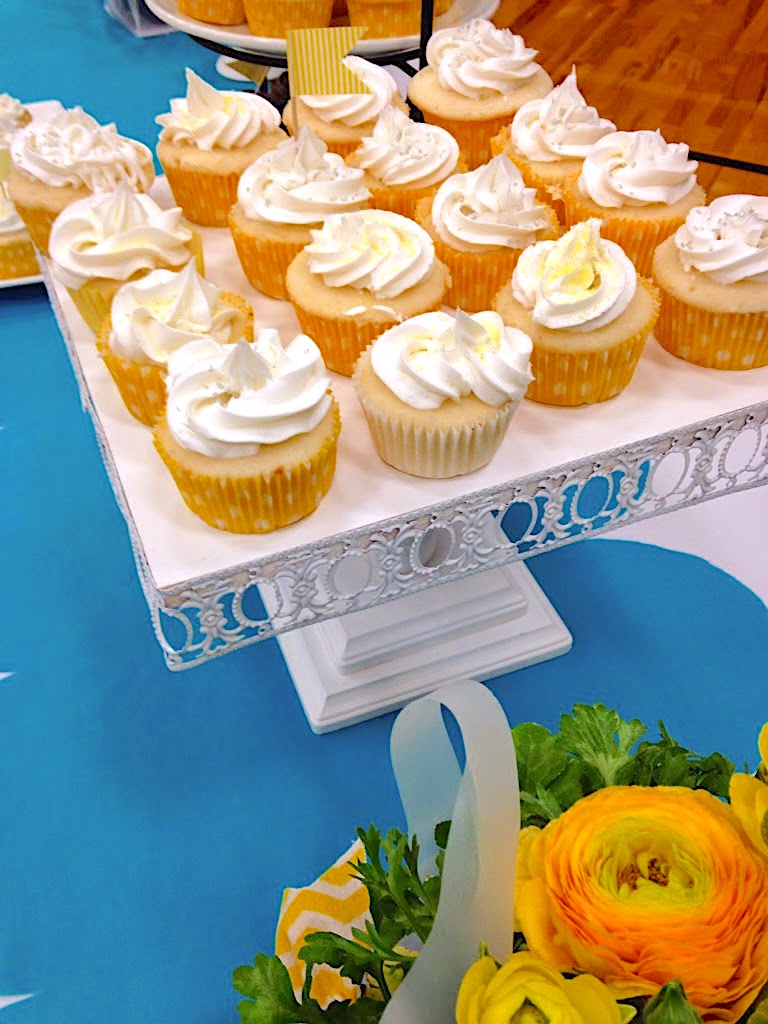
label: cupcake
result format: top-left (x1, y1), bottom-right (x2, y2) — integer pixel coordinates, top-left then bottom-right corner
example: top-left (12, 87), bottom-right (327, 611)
top-left (414, 154), bottom-right (559, 313)
top-left (283, 56), bottom-right (409, 159)
top-left (347, 106), bottom-right (461, 220)
top-left (562, 129), bottom-right (706, 276)
top-left (228, 126), bottom-right (371, 301)
top-left (491, 67), bottom-right (616, 222)
top-left (50, 183), bottom-right (204, 336)
top-left (7, 107), bottom-right (155, 257)
top-left (156, 69), bottom-right (286, 227)
top-left (177, 0), bottom-right (245, 24)
top-left (493, 218), bottom-right (660, 405)
top-left (98, 262), bottom-right (252, 426)
top-left (242, 0), bottom-right (333, 37)
top-left (286, 208), bottom-right (451, 375)
top-left (347, 0), bottom-right (424, 38)
top-left (407, 20), bottom-right (553, 169)
top-left (354, 309), bottom-right (533, 478)
top-left (154, 332), bottom-right (341, 533)
top-left (0, 93), bottom-right (32, 180)
top-left (653, 194), bottom-right (768, 370)
top-left (0, 182), bottom-right (38, 281)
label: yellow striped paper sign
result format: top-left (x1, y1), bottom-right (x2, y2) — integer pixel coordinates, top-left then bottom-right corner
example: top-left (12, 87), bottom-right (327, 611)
top-left (286, 26), bottom-right (370, 97)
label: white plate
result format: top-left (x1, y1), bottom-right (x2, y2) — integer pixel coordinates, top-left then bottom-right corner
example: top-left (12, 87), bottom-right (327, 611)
top-left (144, 0), bottom-right (499, 58)
top-left (1, 100), bottom-right (62, 290)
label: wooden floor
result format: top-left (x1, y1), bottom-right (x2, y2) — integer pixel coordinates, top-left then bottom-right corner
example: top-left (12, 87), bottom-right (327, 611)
top-left (494, 0), bottom-right (768, 199)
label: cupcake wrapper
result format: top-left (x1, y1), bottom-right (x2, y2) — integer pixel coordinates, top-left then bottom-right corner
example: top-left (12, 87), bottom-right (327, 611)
top-left (177, 0), bottom-right (245, 23)
top-left (154, 405), bottom-right (341, 534)
top-left (419, 112), bottom-right (514, 170)
top-left (243, 0), bottom-right (333, 35)
top-left (347, 0), bottom-right (424, 37)
top-left (354, 374), bottom-right (516, 478)
top-left (0, 235), bottom-right (40, 280)
top-left (367, 181), bottom-right (441, 221)
top-left (292, 304), bottom-right (399, 377)
top-left (229, 216), bottom-right (308, 301)
top-left (655, 291), bottom-right (768, 370)
top-left (161, 161), bottom-right (243, 228)
top-left (11, 201), bottom-right (59, 257)
top-left (526, 282), bottom-right (660, 406)
top-left (97, 325), bottom-right (166, 426)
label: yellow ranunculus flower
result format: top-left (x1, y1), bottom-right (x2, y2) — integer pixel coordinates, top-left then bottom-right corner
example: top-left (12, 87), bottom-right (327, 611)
top-left (456, 952), bottom-right (635, 1024)
top-left (515, 786), bottom-right (768, 1023)
top-left (729, 723), bottom-right (768, 859)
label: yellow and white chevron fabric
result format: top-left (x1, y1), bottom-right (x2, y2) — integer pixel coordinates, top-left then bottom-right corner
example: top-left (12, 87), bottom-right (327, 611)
top-left (275, 839), bottom-right (372, 1008)
top-left (286, 26), bottom-right (369, 97)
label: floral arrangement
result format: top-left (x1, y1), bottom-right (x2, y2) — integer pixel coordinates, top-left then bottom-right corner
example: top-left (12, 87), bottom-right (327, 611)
top-left (233, 704), bottom-right (768, 1024)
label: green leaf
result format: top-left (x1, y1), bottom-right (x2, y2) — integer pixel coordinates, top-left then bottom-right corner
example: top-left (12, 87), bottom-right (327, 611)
top-left (232, 955), bottom-right (306, 1024)
top-left (513, 723), bottom-right (570, 790)
top-left (643, 980), bottom-right (703, 1024)
top-left (558, 704), bottom-right (647, 787)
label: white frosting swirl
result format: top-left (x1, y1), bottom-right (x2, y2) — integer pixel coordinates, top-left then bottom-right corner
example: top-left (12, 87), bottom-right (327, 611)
top-left (0, 94), bottom-right (27, 147)
top-left (577, 129), bottom-right (698, 208)
top-left (166, 332), bottom-right (333, 459)
top-left (10, 107), bottom-right (153, 191)
top-left (426, 19), bottom-right (541, 98)
top-left (512, 219), bottom-right (637, 331)
top-left (431, 155), bottom-right (552, 253)
top-left (510, 67), bottom-right (616, 162)
top-left (110, 262), bottom-right (246, 363)
top-left (306, 209), bottom-right (434, 299)
top-left (156, 68), bottom-right (281, 152)
top-left (50, 183), bottom-right (194, 289)
top-left (371, 309), bottom-right (534, 409)
top-left (299, 57), bottom-right (398, 127)
top-left (0, 182), bottom-right (24, 234)
top-left (352, 107), bottom-right (459, 188)
top-left (237, 127), bottom-right (369, 225)
top-left (674, 194), bottom-right (768, 285)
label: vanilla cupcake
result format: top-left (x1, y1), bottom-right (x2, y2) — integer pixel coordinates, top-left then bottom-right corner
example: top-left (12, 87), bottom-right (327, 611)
top-left (286, 208), bottom-right (451, 375)
top-left (8, 107), bottom-right (155, 256)
top-left (562, 129), bottom-right (706, 275)
top-left (407, 20), bottom-right (553, 169)
top-left (491, 67), bottom-right (616, 221)
top-left (242, 0), bottom-right (333, 37)
top-left (354, 309), bottom-right (533, 477)
top-left (494, 218), bottom-right (660, 405)
top-left (347, 106), bottom-right (461, 220)
top-left (283, 56), bottom-right (409, 159)
top-left (156, 69), bottom-right (286, 227)
top-left (414, 154), bottom-right (559, 313)
top-left (154, 332), bottom-right (341, 533)
top-left (50, 183), bottom-right (204, 335)
top-left (98, 262), bottom-right (252, 425)
top-left (178, 0), bottom-right (245, 24)
top-left (0, 93), bottom-right (32, 179)
top-left (0, 182), bottom-right (38, 281)
top-left (228, 126), bottom-right (371, 301)
top-left (653, 195), bottom-right (768, 370)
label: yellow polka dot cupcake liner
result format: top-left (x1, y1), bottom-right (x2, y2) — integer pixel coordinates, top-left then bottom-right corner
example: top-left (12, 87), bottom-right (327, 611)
top-left (177, 0), bottom-right (245, 23)
top-left (366, 181), bottom-right (442, 222)
top-left (11, 201), bottom-right (59, 257)
top-left (161, 162), bottom-right (242, 228)
top-left (420, 112), bottom-right (514, 171)
top-left (347, 0), bottom-right (424, 38)
top-left (228, 216), bottom-right (307, 301)
top-left (527, 282), bottom-right (660, 406)
top-left (291, 304), bottom-right (400, 377)
top-left (655, 292), bottom-right (768, 370)
top-left (0, 232), bottom-right (39, 280)
top-left (153, 404), bottom-right (341, 534)
top-left (242, 0), bottom-right (333, 36)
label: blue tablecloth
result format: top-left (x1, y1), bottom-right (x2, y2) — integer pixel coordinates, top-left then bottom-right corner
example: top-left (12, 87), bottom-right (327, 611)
top-left (2, 7), bottom-right (767, 1022)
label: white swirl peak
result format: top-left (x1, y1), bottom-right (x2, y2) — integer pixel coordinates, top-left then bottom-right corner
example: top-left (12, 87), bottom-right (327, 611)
top-left (431, 154), bottom-right (552, 252)
top-left (426, 18), bottom-right (542, 98)
top-left (510, 67), bottom-right (616, 162)
top-left (306, 209), bottom-right (435, 299)
top-left (299, 56), bottom-right (397, 127)
top-left (372, 308), bottom-right (534, 409)
top-left (352, 106), bottom-right (459, 188)
top-left (156, 68), bottom-right (281, 151)
top-left (0, 94), bottom-right (27, 148)
top-left (50, 183), bottom-right (194, 289)
top-left (10, 106), bottom-right (152, 191)
top-left (577, 129), bottom-right (698, 208)
top-left (165, 332), bottom-right (333, 459)
top-left (110, 262), bottom-right (247, 363)
top-left (675, 194), bottom-right (768, 284)
top-left (512, 218), bottom-right (637, 331)
top-left (237, 126), bottom-right (369, 225)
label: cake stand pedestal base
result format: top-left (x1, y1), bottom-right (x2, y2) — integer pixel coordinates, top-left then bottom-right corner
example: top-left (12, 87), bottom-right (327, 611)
top-left (271, 561), bottom-right (572, 733)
